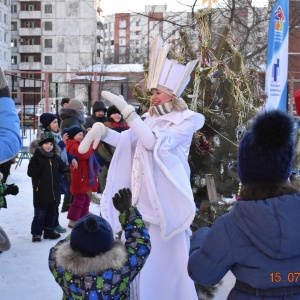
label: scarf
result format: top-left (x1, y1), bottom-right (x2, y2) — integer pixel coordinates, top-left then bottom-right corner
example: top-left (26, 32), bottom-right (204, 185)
top-left (88, 152), bottom-right (101, 186)
top-left (153, 102), bottom-right (173, 116)
top-left (52, 132), bottom-right (69, 164)
top-left (41, 149), bottom-right (54, 157)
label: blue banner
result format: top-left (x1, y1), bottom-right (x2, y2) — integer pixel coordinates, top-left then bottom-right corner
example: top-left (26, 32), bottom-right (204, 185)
top-left (265, 0), bottom-right (289, 111)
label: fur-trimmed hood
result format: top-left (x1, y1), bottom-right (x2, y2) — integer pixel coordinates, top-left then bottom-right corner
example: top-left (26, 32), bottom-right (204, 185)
top-left (55, 240), bottom-right (127, 276)
top-left (59, 107), bottom-right (85, 124)
top-left (29, 138), bottom-right (60, 156)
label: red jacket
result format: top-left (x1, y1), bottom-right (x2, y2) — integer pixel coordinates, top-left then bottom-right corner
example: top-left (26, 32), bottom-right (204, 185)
top-left (65, 139), bottom-right (98, 194)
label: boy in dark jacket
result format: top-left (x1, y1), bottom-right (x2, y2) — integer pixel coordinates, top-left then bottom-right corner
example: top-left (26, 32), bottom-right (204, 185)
top-left (28, 131), bottom-right (71, 242)
top-left (48, 188), bottom-right (151, 300)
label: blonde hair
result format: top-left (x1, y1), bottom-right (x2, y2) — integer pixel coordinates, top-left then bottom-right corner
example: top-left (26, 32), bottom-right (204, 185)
top-left (148, 97), bottom-right (188, 116)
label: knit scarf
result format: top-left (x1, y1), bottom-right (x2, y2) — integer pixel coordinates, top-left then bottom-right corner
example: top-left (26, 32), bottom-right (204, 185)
top-left (153, 102), bottom-right (173, 116)
top-left (88, 152), bottom-right (101, 186)
top-left (52, 132), bottom-right (68, 164)
top-left (41, 149), bottom-right (54, 157)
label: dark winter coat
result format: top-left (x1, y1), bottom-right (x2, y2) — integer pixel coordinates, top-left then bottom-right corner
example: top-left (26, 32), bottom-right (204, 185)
top-left (65, 139), bottom-right (99, 195)
top-left (48, 207), bottom-right (151, 300)
top-left (27, 146), bottom-right (70, 207)
top-left (188, 193), bottom-right (300, 300)
top-left (59, 107), bottom-right (86, 134)
top-left (84, 101), bottom-right (107, 129)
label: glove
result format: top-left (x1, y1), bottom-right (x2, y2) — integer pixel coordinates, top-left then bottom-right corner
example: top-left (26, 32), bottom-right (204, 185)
top-left (78, 122), bottom-right (106, 153)
top-left (5, 184), bottom-right (19, 196)
top-left (112, 188), bottom-right (132, 213)
top-left (101, 91), bottom-right (128, 112)
top-left (63, 173), bottom-right (71, 186)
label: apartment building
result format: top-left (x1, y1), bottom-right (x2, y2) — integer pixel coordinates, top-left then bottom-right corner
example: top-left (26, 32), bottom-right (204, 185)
top-left (102, 5), bottom-right (192, 64)
top-left (0, 0), bottom-right (11, 71)
top-left (10, 0), bottom-right (104, 105)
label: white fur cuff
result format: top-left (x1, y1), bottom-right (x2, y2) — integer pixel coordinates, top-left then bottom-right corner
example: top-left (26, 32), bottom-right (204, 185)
top-left (121, 105), bottom-right (136, 120)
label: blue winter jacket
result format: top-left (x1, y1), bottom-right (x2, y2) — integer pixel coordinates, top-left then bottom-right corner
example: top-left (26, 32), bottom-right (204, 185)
top-left (0, 97), bottom-right (21, 163)
top-left (188, 193), bottom-right (300, 300)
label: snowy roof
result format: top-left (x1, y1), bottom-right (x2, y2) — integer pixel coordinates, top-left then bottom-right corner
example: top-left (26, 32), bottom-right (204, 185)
top-left (71, 64), bottom-right (144, 82)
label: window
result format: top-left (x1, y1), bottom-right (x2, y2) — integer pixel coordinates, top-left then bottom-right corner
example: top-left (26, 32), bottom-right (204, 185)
top-left (119, 38), bottom-right (126, 46)
top-left (44, 56), bottom-right (52, 65)
top-left (25, 21), bottom-right (35, 28)
top-left (25, 38), bottom-right (35, 45)
top-left (25, 4), bottom-right (35, 11)
top-left (136, 31), bottom-right (140, 36)
top-left (45, 22), bottom-right (52, 30)
top-left (4, 14), bottom-right (7, 25)
top-left (11, 56), bottom-right (18, 65)
top-left (110, 40), bottom-right (114, 46)
top-left (45, 4), bottom-right (52, 13)
top-left (11, 5), bottom-right (17, 13)
top-left (119, 47), bottom-right (126, 54)
top-left (104, 24), bottom-right (108, 29)
top-left (11, 22), bottom-right (17, 31)
top-left (11, 38), bottom-right (17, 47)
top-left (4, 52), bottom-right (7, 62)
top-left (4, 32), bottom-right (7, 43)
top-left (44, 39), bottom-right (52, 48)
top-left (119, 29), bottom-right (126, 37)
top-left (119, 20), bottom-right (126, 28)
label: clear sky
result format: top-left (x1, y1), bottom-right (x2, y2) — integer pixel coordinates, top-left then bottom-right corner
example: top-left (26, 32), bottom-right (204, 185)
top-left (100, 0), bottom-right (269, 16)
top-left (100, 0), bottom-right (205, 16)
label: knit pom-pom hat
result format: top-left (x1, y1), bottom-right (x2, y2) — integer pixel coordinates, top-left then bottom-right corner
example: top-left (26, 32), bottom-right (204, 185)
top-left (40, 113), bottom-right (57, 129)
top-left (38, 131), bottom-right (55, 146)
top-left (70, 215), bottom-right (114, 257)
top-left (237, 110), bottom-right (295, 184)
top-left (62, 125), bottom-right (84, 139)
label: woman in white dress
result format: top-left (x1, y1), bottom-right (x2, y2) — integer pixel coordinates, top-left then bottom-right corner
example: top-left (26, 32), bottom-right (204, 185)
top-left (79, 37), bottom-right (204, 300)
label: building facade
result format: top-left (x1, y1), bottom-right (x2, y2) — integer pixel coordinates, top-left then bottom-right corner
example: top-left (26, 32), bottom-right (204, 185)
top-left (102, 5), bottom-right (192, 64)
top-left (10, 0), bottom-right (103, 105)
top-left (0, 0), bottom-right (11, 71)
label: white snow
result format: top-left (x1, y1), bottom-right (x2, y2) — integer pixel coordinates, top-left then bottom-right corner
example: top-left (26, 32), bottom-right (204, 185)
top-left (0, 130), bottom-right (234, 299)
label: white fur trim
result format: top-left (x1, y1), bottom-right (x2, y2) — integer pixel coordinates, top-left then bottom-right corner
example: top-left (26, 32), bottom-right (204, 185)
top-left (121, 105), bottom-right (136, 120)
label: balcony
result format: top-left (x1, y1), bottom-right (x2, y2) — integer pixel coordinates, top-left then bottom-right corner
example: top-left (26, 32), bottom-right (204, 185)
top-left (19, 28), bottom-right (41, 36)
top-left (19, 45), bottom-right (41, 53)
top-left (19, 62), bottom-right (42, 70)
top-left (19, 79), bottom-right (42, 88)
top-left (19, 11), bottom-right (42, 19)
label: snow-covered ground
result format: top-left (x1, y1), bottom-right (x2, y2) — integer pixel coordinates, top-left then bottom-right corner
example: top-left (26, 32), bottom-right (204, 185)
top-left (0, 130), bottom-right (234, 299)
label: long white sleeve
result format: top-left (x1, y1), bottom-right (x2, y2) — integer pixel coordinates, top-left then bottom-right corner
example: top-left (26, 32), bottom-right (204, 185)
top-left (122, 105), bottom-right (156, 150)
top-left (101, 127), bottom-right (121, 147)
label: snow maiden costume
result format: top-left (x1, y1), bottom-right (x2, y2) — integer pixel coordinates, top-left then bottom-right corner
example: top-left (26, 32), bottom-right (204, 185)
top-left (79, 36), bottom-right (204, 299)
top-left (188, 110), bottom-right (300, 300)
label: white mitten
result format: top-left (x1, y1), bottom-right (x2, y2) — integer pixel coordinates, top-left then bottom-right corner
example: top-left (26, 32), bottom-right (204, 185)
top-left (101, 91), bottom-right (127, 112)
top-left (78, 122), bottom-right (106, 153)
